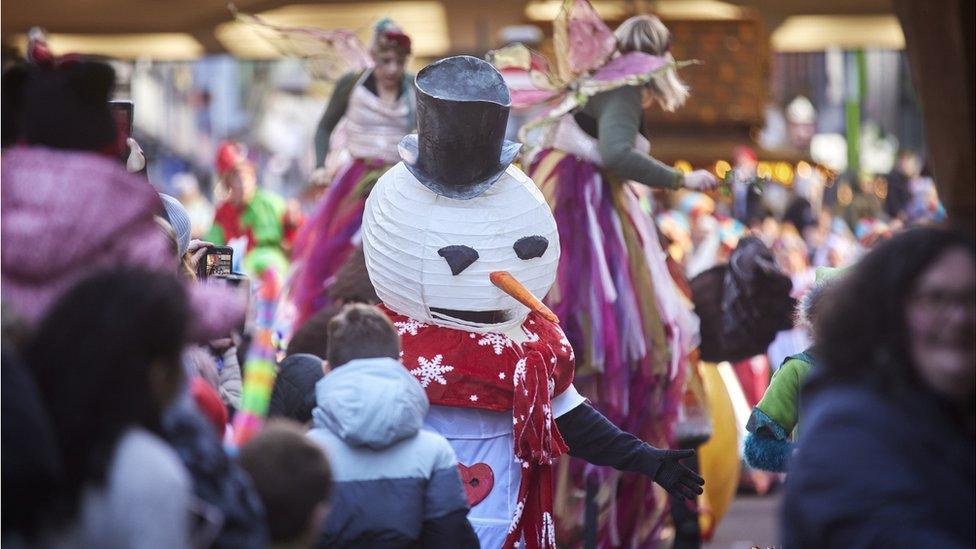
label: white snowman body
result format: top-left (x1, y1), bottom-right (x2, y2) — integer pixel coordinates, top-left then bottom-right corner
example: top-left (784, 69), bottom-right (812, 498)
top-left (362, 161), bottom-right (586, 547)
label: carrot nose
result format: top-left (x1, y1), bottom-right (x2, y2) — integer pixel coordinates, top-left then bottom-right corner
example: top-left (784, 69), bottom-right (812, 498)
top-left (489, 271), bottom-right (559, 324)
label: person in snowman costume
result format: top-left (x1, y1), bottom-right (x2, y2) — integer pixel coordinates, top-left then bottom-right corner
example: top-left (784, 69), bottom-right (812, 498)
top-left (361, 56), bottom-right (703, 549)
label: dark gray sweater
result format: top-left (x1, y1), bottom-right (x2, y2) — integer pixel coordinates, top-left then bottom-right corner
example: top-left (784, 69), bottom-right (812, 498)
top-left (577, 85), bottom-right (681, 189)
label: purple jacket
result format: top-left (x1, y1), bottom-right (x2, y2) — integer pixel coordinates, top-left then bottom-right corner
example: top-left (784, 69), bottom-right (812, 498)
top-left (2, 146), bottom-right (246, 339)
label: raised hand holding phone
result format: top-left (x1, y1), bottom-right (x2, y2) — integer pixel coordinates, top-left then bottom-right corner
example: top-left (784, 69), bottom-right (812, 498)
top-left (125, 138), bottom-right (146, 173)
top-left (197, 246), bottom-right (234, 279)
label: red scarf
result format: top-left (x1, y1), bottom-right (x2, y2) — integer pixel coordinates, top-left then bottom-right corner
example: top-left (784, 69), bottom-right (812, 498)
top-left (380, 305), bottom-right (575, 548)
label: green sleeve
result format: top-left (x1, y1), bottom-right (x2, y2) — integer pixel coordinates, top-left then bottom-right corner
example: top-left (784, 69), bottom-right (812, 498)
top-left (315, 71), bottom-right (360, 166)
top-left (754, 358), bottom-right (807, 436)
top-left (243, 191), bottom-right (286, 247)
top-left (205, 222), bottom-right (226, 246)
top-left (586, 86), bottom-right (682, 189)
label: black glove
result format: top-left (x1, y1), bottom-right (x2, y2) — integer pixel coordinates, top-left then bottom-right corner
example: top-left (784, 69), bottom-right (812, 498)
top-left (556, 403), bottom-right (704, 500)
top-left (646, 447), bottom-right (703, 500)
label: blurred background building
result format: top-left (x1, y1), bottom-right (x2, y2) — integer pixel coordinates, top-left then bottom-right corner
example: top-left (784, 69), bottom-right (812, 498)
top-left (2, 0), bottom-right (972, 230)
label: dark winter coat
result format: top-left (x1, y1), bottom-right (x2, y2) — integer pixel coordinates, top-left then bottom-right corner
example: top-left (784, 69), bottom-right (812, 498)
top-left (161, 396), bottom-right (268, 548)
top-left (307, 357), bottom-right (477, 548)
top-left (782, 382), bottom-right (975, 548)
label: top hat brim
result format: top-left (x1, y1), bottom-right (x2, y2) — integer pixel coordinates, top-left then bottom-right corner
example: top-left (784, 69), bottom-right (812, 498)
top-left (398, 134), bottom-right (522, 200)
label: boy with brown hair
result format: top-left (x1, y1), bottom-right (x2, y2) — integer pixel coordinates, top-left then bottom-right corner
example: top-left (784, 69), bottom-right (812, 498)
top-left (307, 304), bottom-right (477, 547)
top-left (238, 420), bottom-right (332, 548)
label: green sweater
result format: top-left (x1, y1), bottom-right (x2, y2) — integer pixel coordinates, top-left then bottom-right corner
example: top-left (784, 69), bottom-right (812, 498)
top-left (753, 352), bottom-right (815, 439)
top-left (578, 85), bottom-right (682, 189)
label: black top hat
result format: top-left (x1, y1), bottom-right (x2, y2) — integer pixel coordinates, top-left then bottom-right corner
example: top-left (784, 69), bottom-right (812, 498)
top-left (398, 55), bottom-right (521, 200)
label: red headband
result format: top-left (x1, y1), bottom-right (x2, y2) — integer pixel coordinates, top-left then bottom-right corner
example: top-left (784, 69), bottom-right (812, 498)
top-left (376, 30), bottom-right (411, 54)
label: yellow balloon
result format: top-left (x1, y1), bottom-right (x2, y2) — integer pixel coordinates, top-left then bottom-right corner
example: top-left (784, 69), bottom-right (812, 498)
top-left (697, 362), bottom-right (742, 540)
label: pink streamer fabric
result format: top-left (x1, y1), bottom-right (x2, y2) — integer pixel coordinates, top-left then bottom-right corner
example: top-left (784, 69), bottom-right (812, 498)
top-left (529, 149), bottom-right (697, 547)
top-left (288, 158), bottom-right (388, 328)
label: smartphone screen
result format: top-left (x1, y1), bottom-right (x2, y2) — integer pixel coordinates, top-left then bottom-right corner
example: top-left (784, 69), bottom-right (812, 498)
top-left (198, 246), bottom-right (234, 279)
top-left (108, 100), bottom-right (133, 162)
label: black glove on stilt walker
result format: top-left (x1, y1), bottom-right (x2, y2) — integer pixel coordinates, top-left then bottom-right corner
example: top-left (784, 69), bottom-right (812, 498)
top-left (555, 403), bottom-right (705, 500)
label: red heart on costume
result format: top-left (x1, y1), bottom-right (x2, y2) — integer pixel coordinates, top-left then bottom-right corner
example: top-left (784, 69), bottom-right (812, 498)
top-left (457, 462), bottom-right (494, 507)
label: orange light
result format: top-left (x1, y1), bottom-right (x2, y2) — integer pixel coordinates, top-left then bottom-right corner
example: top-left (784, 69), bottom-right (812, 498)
top-left (714, 160), bottom-right (732, 179)
top-left (838, 184), bottom-right (853, 206)
top-left (674, 160), bottom-right (693, 174)
top-left (756, 161), bottom-right (773, 179)
top-left (796, 161), bottom-right (813, 178)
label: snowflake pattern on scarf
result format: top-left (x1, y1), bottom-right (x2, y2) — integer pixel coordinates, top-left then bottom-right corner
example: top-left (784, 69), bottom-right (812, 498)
top-left (478, 332), bottom-right (513, 355)
top-left (410, 354), bottom-right (454, 387)
top-left (395, 318), bottom-right (428, 336)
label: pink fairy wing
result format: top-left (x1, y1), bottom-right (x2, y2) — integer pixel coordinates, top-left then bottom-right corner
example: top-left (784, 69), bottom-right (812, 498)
top-left (509, 87), bottom-right (561, 109)
top-left (591, 52), bottom-right (669, 82)
top-left (232, 8), bottom-right (373, 80)
top-left (489, 43), bottom-right (562, 108)
top-left (553, 0), bottom-right (616, 82)
top-left (578, 56), bottom-right (698, 97)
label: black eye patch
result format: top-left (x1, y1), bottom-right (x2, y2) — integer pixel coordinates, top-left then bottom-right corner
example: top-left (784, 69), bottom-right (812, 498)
top-left (438, 245), bottom-right (479, 275)
top-left (513, 236), bottom-right (548, 260)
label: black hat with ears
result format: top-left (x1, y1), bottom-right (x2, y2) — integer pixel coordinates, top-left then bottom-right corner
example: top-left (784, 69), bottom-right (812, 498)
top-left (398, 55), bottom-right (521, 200)
top-left (20, 60), bottom-right (118, 153)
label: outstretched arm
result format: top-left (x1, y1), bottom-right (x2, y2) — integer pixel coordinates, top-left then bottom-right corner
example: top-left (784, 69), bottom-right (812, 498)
top-left (591, 86), bottom-right (683, 189)
top-left (555, 402), bottom-right (704, 500)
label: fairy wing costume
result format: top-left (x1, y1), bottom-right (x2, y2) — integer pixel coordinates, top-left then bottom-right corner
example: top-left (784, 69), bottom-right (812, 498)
top-left (236, 9), bottom-right (416, 331)
top-left (490, 2), bottom-right (702, 545)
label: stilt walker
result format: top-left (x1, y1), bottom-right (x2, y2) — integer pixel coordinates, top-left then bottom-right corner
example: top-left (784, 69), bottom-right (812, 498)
top-left (233, 9), bottom-right (416, 329)
top-left (490, 1), bottom-right (716, 543)
top-left (292, 19), bottom-right (416, 328)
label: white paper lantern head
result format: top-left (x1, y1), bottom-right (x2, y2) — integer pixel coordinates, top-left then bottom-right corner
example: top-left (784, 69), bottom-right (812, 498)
top-left (363, 162), bottom-right (559, 332)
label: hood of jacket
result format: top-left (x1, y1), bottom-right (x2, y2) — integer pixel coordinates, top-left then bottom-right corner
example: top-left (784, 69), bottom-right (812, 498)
top-left (1, 146), bottom-right (163, 283)
top-left (0, 146), bottom-right (247, 338)
top-left (312, 357), bottom-right (428, 450)
top-left (269, 354), bottom-right (325, 423)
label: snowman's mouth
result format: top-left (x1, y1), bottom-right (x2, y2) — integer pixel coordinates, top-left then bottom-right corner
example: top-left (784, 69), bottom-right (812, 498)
top-left (430, 307), bottom-right (508, 325)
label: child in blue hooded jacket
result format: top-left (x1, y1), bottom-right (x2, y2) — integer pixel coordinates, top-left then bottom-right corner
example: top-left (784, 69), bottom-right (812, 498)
top-left (306, 304), bottom-right (478, 548)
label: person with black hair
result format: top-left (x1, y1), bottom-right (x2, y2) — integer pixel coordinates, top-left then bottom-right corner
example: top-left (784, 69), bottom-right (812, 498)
top-left (1, 346), bottom-right (63, 545)
top-left (1, 36), bottom-right (173, 329)
top-left (269, 354), bottom-right (325, 425)
top-left (24, 268), bottom-right (193, 548)
top-left (884, 150), bottom-right (921, 220)
top-left (783, 228), bottom-right (975, 547)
